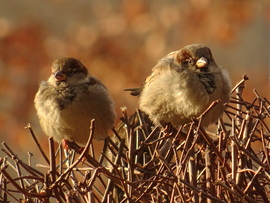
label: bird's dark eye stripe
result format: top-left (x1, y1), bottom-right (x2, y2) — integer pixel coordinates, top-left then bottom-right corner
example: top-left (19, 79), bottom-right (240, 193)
top-left (188, 58), bottom-right (195, 63)
top-left (181, 58), bottom-right (195, 65)
top-left (65, 68), bottom-right (83, 75)
top-left (68, 69), bottom-right (76, 74)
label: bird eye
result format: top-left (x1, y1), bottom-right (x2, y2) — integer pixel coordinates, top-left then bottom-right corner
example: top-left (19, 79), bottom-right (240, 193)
top-left (66, 69), bottom-right (76, 76)
top-left (189, 59), bottom-right (195, 64)
top-left (182, 58), bottom-right (194, 66)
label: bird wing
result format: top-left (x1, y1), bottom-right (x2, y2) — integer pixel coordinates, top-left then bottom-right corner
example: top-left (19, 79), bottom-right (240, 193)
top-left (124, 87), bottom-right (142, 96)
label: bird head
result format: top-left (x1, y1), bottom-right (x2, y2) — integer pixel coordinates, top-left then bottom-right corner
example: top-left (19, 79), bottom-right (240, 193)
top-left (48, 57), bottom-right (88, 86)
top-left (174, 44), bottom-right (217, 73)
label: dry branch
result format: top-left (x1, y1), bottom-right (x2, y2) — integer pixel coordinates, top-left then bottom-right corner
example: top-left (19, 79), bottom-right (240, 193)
top-left (1, 75), bottom-right (270, 202)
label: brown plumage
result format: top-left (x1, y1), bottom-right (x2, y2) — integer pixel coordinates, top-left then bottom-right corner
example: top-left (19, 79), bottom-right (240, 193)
top-left (127, 44), bottom-right (231, 127)
top-left (34, 57), bottom-right (116, 145)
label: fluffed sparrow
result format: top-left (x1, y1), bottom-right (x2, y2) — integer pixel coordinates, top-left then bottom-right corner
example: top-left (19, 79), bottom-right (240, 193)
top-left (127, 44), bottom-right (231, 127)
top-left (34, 57), bottom-right (116, 145)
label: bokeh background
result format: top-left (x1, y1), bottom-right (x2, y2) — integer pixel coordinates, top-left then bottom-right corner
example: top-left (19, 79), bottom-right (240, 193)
top-left (0, 0), bottom-right (269, 157)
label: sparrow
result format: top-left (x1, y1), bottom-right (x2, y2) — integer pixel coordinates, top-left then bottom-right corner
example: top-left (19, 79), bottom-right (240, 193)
top-left (127, 44), bottom-right (231, 127)
top-left (34, 57), bottom-right (116, 146)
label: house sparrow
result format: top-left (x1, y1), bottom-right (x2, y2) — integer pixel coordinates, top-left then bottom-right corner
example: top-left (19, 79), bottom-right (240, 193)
top-left (34, 57), bottom-right (116, 145)
top-left (127, 44), bottom-right (231, 127)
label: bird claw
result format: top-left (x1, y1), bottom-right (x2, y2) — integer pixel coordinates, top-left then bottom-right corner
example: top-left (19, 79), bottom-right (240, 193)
top-left (62, 139), bottom-right (70, 150)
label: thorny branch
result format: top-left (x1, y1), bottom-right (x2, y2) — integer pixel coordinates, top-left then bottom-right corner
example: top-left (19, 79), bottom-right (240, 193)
top-left (1, 75), bottom-right (270, 202)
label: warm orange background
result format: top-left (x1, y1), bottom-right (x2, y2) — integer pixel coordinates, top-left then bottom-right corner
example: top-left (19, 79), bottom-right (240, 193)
top-left (0, 1), bottom-right (269, 158)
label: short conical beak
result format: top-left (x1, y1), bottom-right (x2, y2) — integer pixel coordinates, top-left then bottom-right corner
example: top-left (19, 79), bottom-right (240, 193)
top-left (196, 57), bottom-right (208, 68)
top-left (54, 70), bottom-right (67, 81)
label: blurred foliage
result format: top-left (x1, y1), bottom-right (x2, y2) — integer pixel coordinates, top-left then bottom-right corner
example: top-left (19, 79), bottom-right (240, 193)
top-left (0, 0), bottom-right (269, 154)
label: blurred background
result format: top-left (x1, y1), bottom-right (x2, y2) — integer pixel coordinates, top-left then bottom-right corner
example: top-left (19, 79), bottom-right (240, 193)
top-left (0, 0), bottom-right (269, 156)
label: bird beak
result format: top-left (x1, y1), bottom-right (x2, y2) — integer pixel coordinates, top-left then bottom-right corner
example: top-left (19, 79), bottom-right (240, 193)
top-left (54, 70), bottom-right (67, 81)
top-left (196, 57), bottom-right (208, 68)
